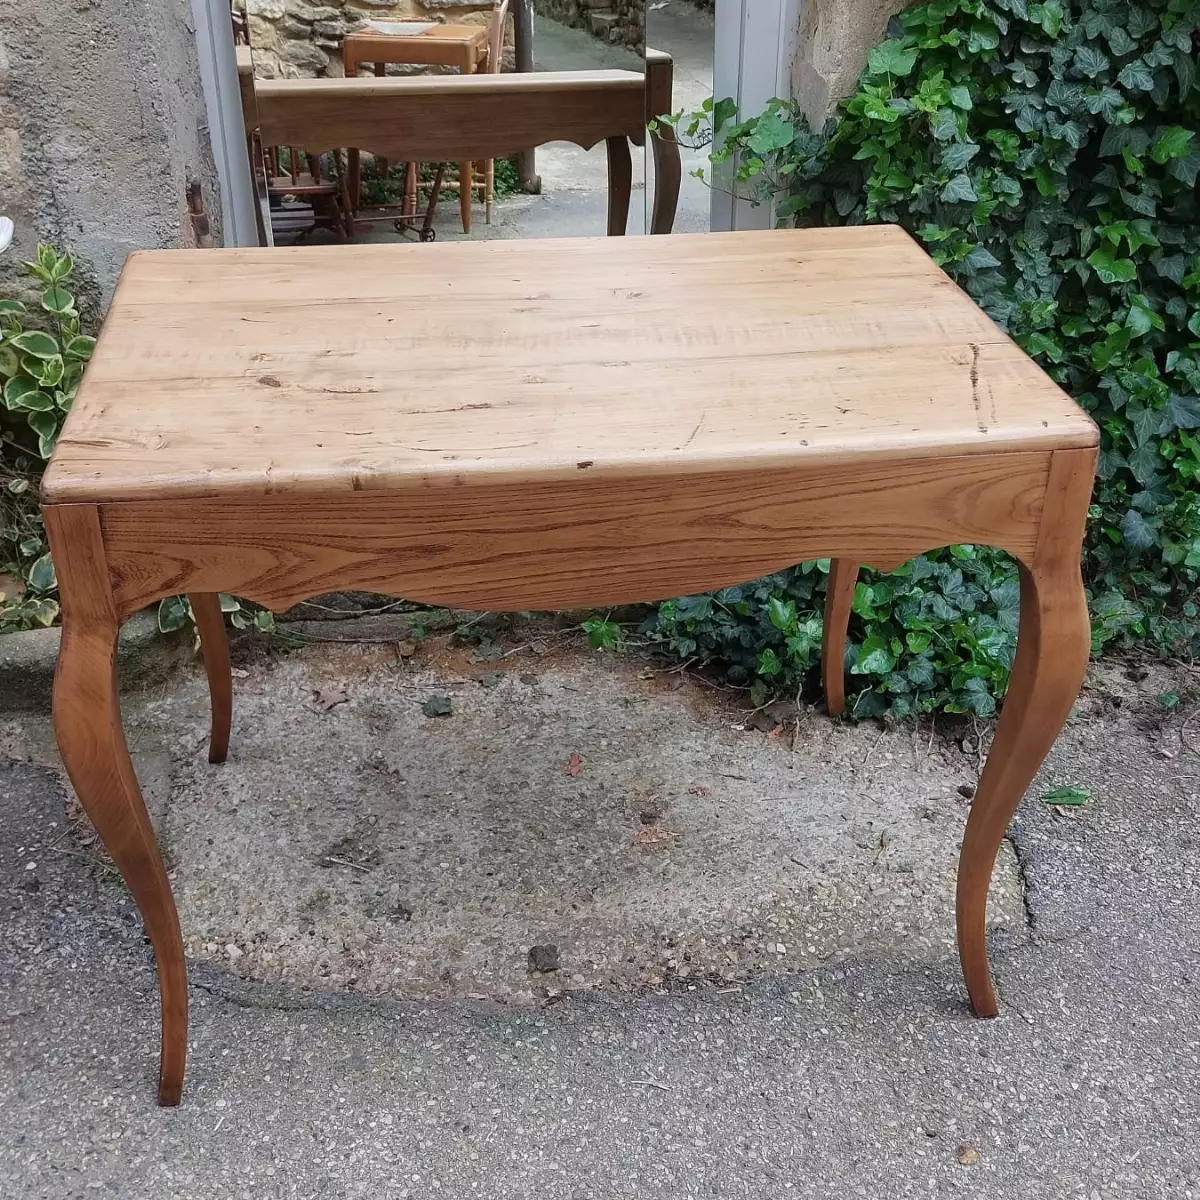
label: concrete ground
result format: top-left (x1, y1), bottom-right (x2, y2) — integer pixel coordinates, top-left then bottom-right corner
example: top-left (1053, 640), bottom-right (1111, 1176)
top-left (1, 614), bottom-right (1199, 1197)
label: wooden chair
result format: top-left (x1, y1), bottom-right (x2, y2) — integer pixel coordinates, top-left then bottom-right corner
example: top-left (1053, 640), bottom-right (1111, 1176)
top-left (402, 0), bottom-right (510, 231)
top-left (256, 70), bottom-right (682, 238)
top-left (263, 145), bottom-right (352, 241)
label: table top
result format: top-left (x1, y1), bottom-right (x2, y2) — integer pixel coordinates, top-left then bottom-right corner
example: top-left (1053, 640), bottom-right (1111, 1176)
top-left (43, 227), bottom-right (1098, 505)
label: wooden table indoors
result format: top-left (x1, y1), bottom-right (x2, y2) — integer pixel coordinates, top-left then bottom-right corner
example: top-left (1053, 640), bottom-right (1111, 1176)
top-left (41, 227), bottom-right (1099, 1104)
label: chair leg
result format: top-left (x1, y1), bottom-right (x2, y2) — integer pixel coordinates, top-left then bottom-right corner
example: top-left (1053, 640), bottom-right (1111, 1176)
top-left (956, 448), bottom-right (1094, 1016)
top-left (821, 559), bottom-right (858, 716)
top-left (485, 159), bottom-right (494, 224)
top-left (46, 505), bottom-right (188, 1106)
top-left (459, 161), bottom-right (472, 233)
top-left (405, 162), bottom-right (419, 220)
top-left (189, 594), bottom-right (232, 765)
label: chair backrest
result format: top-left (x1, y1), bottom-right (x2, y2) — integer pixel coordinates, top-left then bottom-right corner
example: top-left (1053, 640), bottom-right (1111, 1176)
top-left (487, 0), bottom-right (510, 75)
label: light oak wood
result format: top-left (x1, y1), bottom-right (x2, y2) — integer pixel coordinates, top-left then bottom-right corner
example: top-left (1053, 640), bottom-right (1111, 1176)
top-left (90, 450), bottom-right (1047, 618)
top-left (42, 227), bottom-right (1099, 1102)
top-left (43, 229), bottom-right (1095, 505)
top-left (821, 559), bottom-right (857, 716)
top-left (956, 446), bottom-right (1095, 1015)
top-left (254, 72), bottom-right (647, 165)
top-left (44, 505), bottom-right (188, 1106)
top-left (189, 593), bottom-right (231, 764)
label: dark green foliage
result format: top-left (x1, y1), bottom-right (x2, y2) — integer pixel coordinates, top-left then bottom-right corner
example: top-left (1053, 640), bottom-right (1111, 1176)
top-left (649, 0), bottom-right (1200, 714)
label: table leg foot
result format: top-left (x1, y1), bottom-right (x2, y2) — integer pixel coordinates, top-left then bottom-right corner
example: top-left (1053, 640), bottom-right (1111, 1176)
top-left (821, 559), bottom-right (857, 717)
top-left (189, 593), bottom-right (232, 764)
top-left (956, 449), bottom-right (1094, 1016)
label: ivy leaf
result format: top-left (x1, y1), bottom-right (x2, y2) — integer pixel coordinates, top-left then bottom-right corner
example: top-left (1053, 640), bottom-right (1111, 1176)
top-left (1173, 49), bottom-right (1196, 98)
top-left (1117, 60), bottom-right (1155, 92)
top-left (851, 634), bottom-right (897, 675)
top-left (948, 84), bottom-right (973, 110)
top-left (941, 142), bottom-right (980, 171)
top-left (1127, 443), bottom-right (1163, 486)
top-left (931, 107), bottom-right (960, 140)
top-left (1167, 151), bottom-right (1200, 188)
top-left (1167, 393), bottom-right (1200, 430)
top-left (1120, 507), bottom-right (1157, 550)
top-left (961, 244), bottom-right (1002, 273)
top-left (1073, 44), bottom-right (1109, 77)
top-left (1087, 244), bottom-right (1137, 284)
top-left (867, 39), bottom-right (918, 78)
top-left (1151, 126), bottom-right (1195, 164)
top-left (746, 109), bottom-right (795, 156)
top-left (940, 173), bottom-right (978, 203)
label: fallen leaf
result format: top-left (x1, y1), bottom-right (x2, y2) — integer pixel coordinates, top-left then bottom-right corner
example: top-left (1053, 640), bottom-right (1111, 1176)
top-left (632, 825), bottom-right (676, 850)
top-left (566, 752), bottom-right (584, 777)
top-left (956, 1144), bottom-right (981, 1166)
top-left (1041, 785), bottom-right (1090, 807)
top-left (230, 667), bottom-right (249, 679)
top-left (422, 694), bottom-right (453, 718)
top-left (314, 686), bottom-right (349, 711)
top-left (395, 639), bottom-right (417, 658)
top-left (480, 673), bottom-right (502, 688)
top-left (688, 785), bottom-right (709, 796)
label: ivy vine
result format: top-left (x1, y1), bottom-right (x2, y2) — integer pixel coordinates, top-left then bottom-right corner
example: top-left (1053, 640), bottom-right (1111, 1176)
top-left (649, 0), bottom-right (1200, 716)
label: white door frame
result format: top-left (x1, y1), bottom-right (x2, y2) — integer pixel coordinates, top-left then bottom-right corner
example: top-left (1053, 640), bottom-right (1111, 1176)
top-left (191, 0), bottom-right (259, 247)
top-left (711, 0), bottom-right (800, 231)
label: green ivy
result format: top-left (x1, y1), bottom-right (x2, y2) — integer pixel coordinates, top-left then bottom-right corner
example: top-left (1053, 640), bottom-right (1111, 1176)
top-left (649, 0), bottom-right (1200, 715)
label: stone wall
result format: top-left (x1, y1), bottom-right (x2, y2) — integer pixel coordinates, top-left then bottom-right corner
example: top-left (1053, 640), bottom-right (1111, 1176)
top-left (790, 0), bottom-right (908, 127)
top-left (0, 0), bottom-right (219, 310)
top-left (247, 0), bottom-right (502, 78)
top-left (532, 0), bottom-right (642, 51)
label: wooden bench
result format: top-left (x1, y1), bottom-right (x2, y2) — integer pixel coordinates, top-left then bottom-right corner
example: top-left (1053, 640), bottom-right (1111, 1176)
top-left (253, 69), bottom-right (682, 237)
top-left (42, 227), bottom-right (1097, 1104)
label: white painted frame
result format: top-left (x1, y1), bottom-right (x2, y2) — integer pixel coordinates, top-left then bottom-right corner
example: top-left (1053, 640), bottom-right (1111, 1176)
top-left (711, 0), bottom-right (800, 231)
top-left (191, 0), bottom-right (259, 247)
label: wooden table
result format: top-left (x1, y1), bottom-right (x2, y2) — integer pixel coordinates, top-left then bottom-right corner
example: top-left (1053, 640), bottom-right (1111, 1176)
top-left (42, 227), bottom-right (1098, 1104)
top-left (342, 24), bottom-right (490, 231)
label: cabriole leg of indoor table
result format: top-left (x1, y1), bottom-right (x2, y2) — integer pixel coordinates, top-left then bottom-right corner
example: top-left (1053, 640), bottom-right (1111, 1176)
top-left (955, 447), bottom-right (1096, 1016)
top-left (45, 505), bottom-right (189, 1106)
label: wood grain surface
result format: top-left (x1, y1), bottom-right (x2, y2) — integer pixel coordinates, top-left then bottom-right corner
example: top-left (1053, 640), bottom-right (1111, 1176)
top-left (252, 71), bottom-right (646, 164)
top-left (43, 228), bottom-right (1096, 505)
top-left (93, 451), bottom-right (1051, 618)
